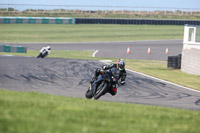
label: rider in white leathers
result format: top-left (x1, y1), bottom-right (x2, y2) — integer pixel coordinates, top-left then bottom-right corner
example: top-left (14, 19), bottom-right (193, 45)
top-left (37, 46), bottom-right (51, 58)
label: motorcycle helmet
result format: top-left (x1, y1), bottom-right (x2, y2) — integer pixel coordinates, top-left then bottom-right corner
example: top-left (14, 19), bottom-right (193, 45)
top-left (47, 46), bottom-right (51, 50)
top-left (117, 59), bottom-right (125, 71)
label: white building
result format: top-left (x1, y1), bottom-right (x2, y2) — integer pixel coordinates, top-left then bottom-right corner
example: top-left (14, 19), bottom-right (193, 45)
top-left (181, 25), bottom-right (200, 75)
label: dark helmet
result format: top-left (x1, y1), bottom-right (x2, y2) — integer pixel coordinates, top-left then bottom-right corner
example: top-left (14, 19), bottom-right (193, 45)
top-left (117, 59), bottom-right (125, 71)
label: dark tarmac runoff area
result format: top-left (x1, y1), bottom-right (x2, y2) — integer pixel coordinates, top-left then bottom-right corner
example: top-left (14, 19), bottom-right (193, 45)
top-left (1, 56), bottom-right (200, 110)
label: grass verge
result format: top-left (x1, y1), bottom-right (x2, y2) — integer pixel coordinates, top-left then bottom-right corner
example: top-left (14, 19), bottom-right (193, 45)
top-left (2, 12), bottom-right (200, 20)
top-left (0, 24), bottom-right (183, 43)
top-left (0, 89), bottom-right (200, 133)
top-left (125, 59), bottom-right (200, 91)
top-left (0, 50), bottom-right (113, 60)
top-left (0, 50), bottom-right (95, 60)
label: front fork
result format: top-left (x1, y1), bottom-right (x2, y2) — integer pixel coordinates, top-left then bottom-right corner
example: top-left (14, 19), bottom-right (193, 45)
top-left (89, 83), bottom-right (92, 90)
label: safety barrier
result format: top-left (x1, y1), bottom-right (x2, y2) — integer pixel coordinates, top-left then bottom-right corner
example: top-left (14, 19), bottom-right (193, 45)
top-left (1, 17), bottom-right (199, 25)
top-left (0, 17), bottom-right (75, 24)
top-left (0, 45), bottom-right (27, 53)
top-left (0, 45), bottom-right (3, 52)
top-left (167, 54), bottom-right (182, 69)
top-left (75, 18), bottom-right (200, 25)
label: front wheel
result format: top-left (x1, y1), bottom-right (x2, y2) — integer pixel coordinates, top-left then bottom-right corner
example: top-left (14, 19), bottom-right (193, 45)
top-left (94, 82), bottom-right (108, 100)
top-left (85, 88), bottom-right (93, 99)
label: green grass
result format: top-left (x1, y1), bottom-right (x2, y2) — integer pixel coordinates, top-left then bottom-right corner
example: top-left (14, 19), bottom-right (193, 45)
top-left (2, 12), bottom-right (200, 20)
top-left (0, 50), bottom-right (111, 60)
top-left (0, 50), bottom-right (95, 60)
top-left (0, 24), bottom-right (184, 43)
top-left (0, 89), bottom-right (200, 133)
top-left (126, 59), bottom-right (200, 91)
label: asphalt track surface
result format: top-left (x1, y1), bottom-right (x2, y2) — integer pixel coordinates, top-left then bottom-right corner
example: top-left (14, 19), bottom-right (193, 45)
top-left (1, 40), bottom-right (200, 110)
top-left (0, 39), bottom-right (183, 60)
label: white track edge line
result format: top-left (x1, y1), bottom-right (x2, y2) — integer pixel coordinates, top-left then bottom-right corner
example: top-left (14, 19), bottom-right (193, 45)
top-left (92, 50), bottom-right (99, 57)
top-left (99, 60), bottom-right (200, 94)
top-left (126, 68), bottom-right (200, 93)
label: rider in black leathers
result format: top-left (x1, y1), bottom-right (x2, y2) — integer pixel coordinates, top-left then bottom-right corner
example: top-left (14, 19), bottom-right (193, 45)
top-left (90, 59), bottom-right (126, 96)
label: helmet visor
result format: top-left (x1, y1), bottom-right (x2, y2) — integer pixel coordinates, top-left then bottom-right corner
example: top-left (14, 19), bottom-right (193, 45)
top-left (118, 64), bottom-right (124, 70)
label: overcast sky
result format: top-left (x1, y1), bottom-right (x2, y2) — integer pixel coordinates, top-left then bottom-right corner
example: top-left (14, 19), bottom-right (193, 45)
top-left (1, 0), bottom-right (199, 8)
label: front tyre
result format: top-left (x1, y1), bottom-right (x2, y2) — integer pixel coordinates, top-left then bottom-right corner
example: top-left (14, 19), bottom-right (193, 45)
top-left (85, 88), bottom-right (93, 99)
top-left (94, 82), bottom-right (108, 100)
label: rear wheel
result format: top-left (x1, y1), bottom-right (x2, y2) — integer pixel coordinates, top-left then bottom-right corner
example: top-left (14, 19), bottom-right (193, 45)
top-left (94, 82), bottom-right (108, 100)
top-left (37, 53), bottom-right (42, 58)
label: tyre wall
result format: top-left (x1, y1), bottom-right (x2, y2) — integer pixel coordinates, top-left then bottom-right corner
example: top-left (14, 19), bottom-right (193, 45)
top-left (0, 17), bottom-right (200, 25)
top-left (167, 54), bottom-right (181, 69)
top-left (0, 17), bottom-right (75, 24)
top-left (75, 18), bottom-right (200, 25)
top-left (0, 45), bottom-right (27, 53)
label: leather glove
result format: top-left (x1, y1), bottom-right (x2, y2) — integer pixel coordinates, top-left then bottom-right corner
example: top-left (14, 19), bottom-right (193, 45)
top-left (102, 66), bottom-right (107, 70)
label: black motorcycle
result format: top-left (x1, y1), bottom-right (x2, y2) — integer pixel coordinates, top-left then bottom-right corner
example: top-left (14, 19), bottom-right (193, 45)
top-left (85, 67), bottom-right (120, 100)
top-left (37, 50), bottom-right (48, 58)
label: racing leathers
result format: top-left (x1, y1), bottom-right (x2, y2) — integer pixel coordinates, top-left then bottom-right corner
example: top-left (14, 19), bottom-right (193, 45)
top-left (37, 46), bottom-right (51, 58)
top-left (90, 64), bottom-right (126, 96)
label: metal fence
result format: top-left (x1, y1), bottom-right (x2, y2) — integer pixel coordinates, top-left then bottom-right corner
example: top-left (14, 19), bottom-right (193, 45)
top-left (1, 4), bottom-right (200, 16)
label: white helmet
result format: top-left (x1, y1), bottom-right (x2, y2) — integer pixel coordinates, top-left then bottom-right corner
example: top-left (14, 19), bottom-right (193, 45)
top-left (46, 46), bottom-right (51, 50)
